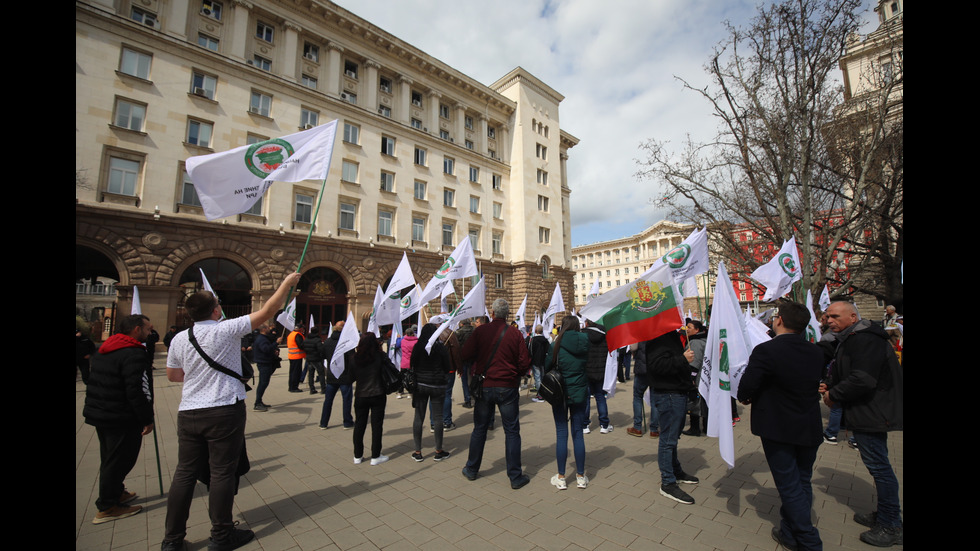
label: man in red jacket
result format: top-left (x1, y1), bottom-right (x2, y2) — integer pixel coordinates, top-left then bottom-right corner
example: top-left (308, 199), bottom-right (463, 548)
top-left (460, 298), bottom-right (532, 489)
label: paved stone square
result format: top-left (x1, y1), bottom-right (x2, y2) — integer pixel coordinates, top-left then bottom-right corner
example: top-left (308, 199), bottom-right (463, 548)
top-left (76, 360), bottom-right (902, 550)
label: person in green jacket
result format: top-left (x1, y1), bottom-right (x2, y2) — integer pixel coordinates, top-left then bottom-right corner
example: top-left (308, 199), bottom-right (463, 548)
top-left (544, 316), bottom-right (590, 490)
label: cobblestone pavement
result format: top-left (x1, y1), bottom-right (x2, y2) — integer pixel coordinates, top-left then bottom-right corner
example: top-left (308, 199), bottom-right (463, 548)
top-left (76, 361), bottom-right (902, 550)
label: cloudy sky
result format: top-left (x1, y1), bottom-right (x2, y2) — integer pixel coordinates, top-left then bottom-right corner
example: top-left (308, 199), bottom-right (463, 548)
top-left (333, 0), bottom-right (873, 247)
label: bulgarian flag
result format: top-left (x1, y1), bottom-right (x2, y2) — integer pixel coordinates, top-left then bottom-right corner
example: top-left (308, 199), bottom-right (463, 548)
top-left (581, 262), bottom-right (684, 352)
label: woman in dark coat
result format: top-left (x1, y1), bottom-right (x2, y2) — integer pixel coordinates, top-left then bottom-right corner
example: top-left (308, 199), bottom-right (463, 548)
top-left (351, 333), bottom-right (394, 465)
top-left (409, 324), bottom-right (452, 462)
top-left (544, 316), bottom-right (590, 490)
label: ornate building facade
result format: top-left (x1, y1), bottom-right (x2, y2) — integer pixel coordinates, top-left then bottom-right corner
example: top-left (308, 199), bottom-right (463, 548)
top-left (76, 0), bottom-right (578, 331)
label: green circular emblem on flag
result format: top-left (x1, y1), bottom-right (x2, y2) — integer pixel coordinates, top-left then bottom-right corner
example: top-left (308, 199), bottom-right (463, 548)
top-left (778, 253), bottom-right (798, 277)
top-left (434, 257), bottom-right (456, 279)
top-left (805, 325), bottom-right (816, 343)
top-left (244, 138), bottom-right (295, 178)
top-left (662, 244), bottom-right (691, 269)
top-left (400, 295), bottom-right (413, 308)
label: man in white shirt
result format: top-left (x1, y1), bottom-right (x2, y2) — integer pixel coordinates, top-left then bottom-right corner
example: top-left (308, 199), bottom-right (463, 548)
top-left (162, 272), bottom-right (301, 551)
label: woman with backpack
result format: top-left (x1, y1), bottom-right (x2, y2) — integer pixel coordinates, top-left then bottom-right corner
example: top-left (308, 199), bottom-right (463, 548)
top-left (543, 316), bottom-right (590, 490)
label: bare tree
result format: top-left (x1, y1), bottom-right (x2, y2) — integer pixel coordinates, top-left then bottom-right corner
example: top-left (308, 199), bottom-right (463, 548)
top-left (637, 0), bottom-right (902, 307)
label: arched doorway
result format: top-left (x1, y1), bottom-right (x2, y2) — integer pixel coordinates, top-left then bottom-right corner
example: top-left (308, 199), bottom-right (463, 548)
top-left (298, 267), bottom-right (349, 329)
top-left (76, 244), bottom-right (122, 339)
top-left (177, 258), bottom-right (253, 322)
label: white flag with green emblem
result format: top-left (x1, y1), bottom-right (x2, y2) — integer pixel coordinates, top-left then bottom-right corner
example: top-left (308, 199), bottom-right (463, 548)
top-left (427, 278), bottom-right (485, 353)
top-left (659, 227), bottom-right (710, 282)
top-left (329, 310), bottom-right (358, 378)
top-left (751, 236), bottom-right (802, 302)
top-left (419, 237), bottom-right (478, 305)
top-left (818, 283), bottom-right (831, 312)
top-left (700, 262), bottom-right (751, 469)
top-left (276, 297), bottom-right (297, 332)
top-left (805, 290), bottom-right (822, 344)
top-left (186, 121), bottom-right (338, 220)
top-left (400, 284), bottom-right (423, 321)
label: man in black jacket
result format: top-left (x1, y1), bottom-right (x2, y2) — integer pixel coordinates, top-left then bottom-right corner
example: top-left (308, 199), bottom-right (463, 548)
top-left (83, 314), bottom-right (155, 524)
top-left (738, 301), bottom-right (824, 551)
top-left (645, 330), bottom-right (697, 504)
top-left (822, 301), bottom-right (903, 547)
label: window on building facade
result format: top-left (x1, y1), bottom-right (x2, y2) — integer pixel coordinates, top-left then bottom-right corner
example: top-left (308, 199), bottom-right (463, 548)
top-left (339, 202), bottom-right (356, 230)
top-left (465, 139), bottom-right (474, 150)
top-left (344, 60), bottom-right (358, 79)
top-left (303, 42), bottom-right (319, 62)
top-left (341, 160), bottom-right (358, 183)
top-left (538, 195), bottom-right (549, 212)
top-left (107, 156), bottom-right (140, 196)
top-left (488, 149), bottom-right (496, 159)
top-left (414, 147), bottom-right (426, 166)
top-left (495, 273), bottom-right (504, 289)
top-left (442, 222), bottom-right (454, 246)
top-left (186, 119), bottom-right (213, 147)
top-left (342, 91), bottom-right (356, 104)
top-left (439, 104), bottom-right (450, 119)
top-left (414, 180), bottom-right (426, 200)
top-left (411, 90), bottom-right (423, 107)
top-left (378, 105), bottom-right (391, 118)
top-left (411, 118), bottom-right (423, 130)
top-left (301, 74), bottom-right (317, 89)
top-left (469, 228), bottom-right (480, 249)
top-left (131, 6), bottom-right (157, 26)
top-left (412, 216), bottom-right (426, 242)
top-left (343, 122), bottom-right (359, 144)
top-left (191, 71), bottom-right (217, 100)
top-left (256, 22), bottom-right (274, 43)
top-left (537, 169), bottom-right (548, 185)
top-left (469, 195), bottom-right (480, 214)
top-left (295, 193), bottom-right (313, 223)
top-left (198, 34), bottom-right (219, 51)
top-left (379, 76), bottom-right (392, 93)
top-left (119, 48), bottom-right (151, 79)
top-left (378, 210), bottom-right (393, 236)
top-left (539, 227), bottom-right (550, 244)
top-left (464, 115), bottom-right (474, 130)
top-left (252, 55), bottom-right (271, 71)
top-left (181, 171), bottom-right (202, 206)
top-left (113, 98), bottom-right (145, 131)
top-left (469, 166), bottom-right (479, 183)
top-left (300, 108), bottom-right (318, 128)
top-left (201, 1), bottom-right (222, 20)
top-left (381, 135), bottom-right (396, 156)
top-left (249, 91), bottom-right (271, 116)
top-left (443, 188), bottom-right (455, 208)
top-left (380, 171), bottom-right (394, 193)
top-left (536, 143), bottom-right (547, 159)
top-left (440, 129), bottom-right (451, 141)
top-left (492, 202), bottom-right (502, 219)
top-left (443, 156), bottom-right (454, 175)
top-left (492, 232), bottom-right (502, 255)
top-left (492, 174), bottom-right (502, 190)
top-left (487, 126), bottom-right (496, 139)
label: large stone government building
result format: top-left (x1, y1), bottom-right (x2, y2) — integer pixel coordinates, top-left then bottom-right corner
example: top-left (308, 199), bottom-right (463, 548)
top-left (76, 0), bottom-right (578, 331)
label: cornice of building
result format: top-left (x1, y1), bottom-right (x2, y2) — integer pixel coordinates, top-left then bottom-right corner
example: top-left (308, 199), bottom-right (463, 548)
top-left (571, 220), bottom-right (693, 254)
top-left (490, 66), bottom-right (566, 105)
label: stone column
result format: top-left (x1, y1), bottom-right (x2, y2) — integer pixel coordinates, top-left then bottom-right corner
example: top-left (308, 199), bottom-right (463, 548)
top-left (365, 59), bottom-right (380, 112)
top-left (426, 91), bottom-right (442, 135)
top-left (326, 42), bottom-right (344, 98)
top-left (282, 22), bottom-right (301, 82)
top-left (454, 104), bottom-right (467, 143)
top-left (396, 75), bottom-right (413, 124)
top-left (229, 0), bottom-right (251, 62)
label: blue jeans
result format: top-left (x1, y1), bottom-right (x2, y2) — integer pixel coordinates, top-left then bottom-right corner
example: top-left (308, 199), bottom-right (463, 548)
top-left (619, 350), bottom-right (632, 379)
top-left (465, 386), bottom-right (523, 483)
top-left (320, 383), bottom-right (353, 428)
top-left (585, 379), bottom-right (610, 428)
top-left (532, 364), bottom-right (543, 391)
top-left (431, 373), bottom-right (454, 426)
top-left (632, 374), bottom-right (660, 431)
top-left (824, 403), bottom-right (842, 438)
top-left (653, 392), bottom-right (688, 484)
top-left (762, 439), bottom-right (822, 551)
top-left (852, 431), bottom-right (902, 528)
top-left (553, 400), bottom-right (588, 476)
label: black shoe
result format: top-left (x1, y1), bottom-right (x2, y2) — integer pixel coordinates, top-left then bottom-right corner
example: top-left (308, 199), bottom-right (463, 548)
top-left (511, 474), bottom-right (530, 489)
top-left (771, 527), bottom-right (798, 551)
top-left (253, 403), bottom-right (268, 412)
top-left (208, 527), bottom-right (255, 551)
top-left (860, 524), bottom-right (903, 547)
top-left (412, 452), bottom-right (424, 462)
top-left (161, 539), bottom-right (185, 551)
top-left (310, 389), bottom-right (318, 395)
top-left (682, 428), bottom-right (701, 437)
top-left (444, 422), bottom-right (457, 432)
top-left (433, 450), bottom-right (450, 461)
top-left (660, 483), bottom-right (694, 505)
top-left (462, 401), bottom-right (473, 409)
top-left (288, 388), bottom-right (303, 393)
top-left (854, 512), bottom-right (877, 528)
top-left (461, 467), bottom-right (478, 481)
top-left (675, 471), bottom-right (699, 484)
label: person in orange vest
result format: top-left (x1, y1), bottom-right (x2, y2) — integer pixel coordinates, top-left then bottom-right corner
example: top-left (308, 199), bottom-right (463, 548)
top-left (287, 322), bottom-right (306, 393)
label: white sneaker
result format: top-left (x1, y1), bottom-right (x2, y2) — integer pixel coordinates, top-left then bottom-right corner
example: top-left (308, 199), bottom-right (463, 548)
top-left (353, 457), bottom-right (363, 464)
top-left (576, 474), bottom-right (589, 489)
top-left (582, 426), bottom-right (591, 434)
top-left (551, 474), bottom-right (567, 490)
top-left (600, 425), bottom-right (614, 434)
top-left (370, 455), bottom-right (390, 466)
